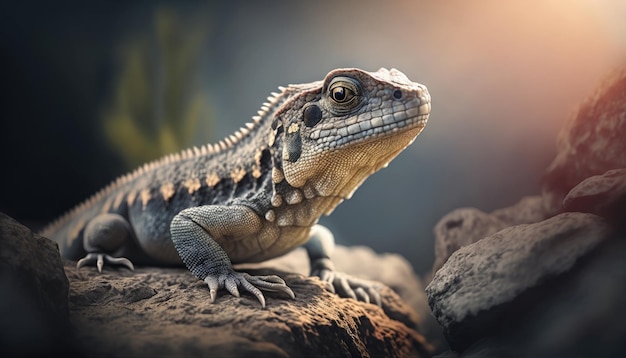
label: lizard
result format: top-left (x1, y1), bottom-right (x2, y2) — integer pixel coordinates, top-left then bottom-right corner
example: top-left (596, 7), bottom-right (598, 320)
top-left (41, 68), bottom-right (431, 308)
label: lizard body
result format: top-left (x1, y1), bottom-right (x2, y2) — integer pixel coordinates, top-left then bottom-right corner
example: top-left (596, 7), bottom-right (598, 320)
top-left (42, 68), bottom-right (431, 307)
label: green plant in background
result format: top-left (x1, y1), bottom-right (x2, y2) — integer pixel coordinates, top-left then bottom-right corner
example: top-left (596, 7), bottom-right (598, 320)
top-left (102, 6), bottom-right (214, 169)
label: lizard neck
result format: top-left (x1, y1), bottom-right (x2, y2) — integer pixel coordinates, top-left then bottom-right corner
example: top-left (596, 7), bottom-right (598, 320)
top-left (265, 128), bottom-right (345, 230)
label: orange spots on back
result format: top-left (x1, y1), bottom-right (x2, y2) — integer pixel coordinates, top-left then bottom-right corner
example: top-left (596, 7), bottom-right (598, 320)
top-left (183, 178), bottom-right (201, 194)
top-left (230, 168), bottom-right (247, 183)
top-left (140, 189), bottom-right (151, 209)
top-left (254, 149), bottom-right (264, 165)
top-left (205, 173), bottom-right (220, 188)
top-left (160, 183), bottom-right (176, 202)
top-left (127, 190), bottom-right (137, 206)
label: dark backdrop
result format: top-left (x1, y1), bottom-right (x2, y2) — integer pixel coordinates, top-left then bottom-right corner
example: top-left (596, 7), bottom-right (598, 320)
top-left (1, 0), bottom-right (625, 274)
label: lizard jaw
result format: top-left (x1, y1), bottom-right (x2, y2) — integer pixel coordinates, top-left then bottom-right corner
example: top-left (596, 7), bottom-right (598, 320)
top-left (303, 121), bottom-right (428, 205)
top-left (341, 123), bottom-right (428, 200)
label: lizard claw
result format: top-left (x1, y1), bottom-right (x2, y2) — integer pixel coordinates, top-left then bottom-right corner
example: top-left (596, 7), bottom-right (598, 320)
top-left (311, 258), bottom-right (381, 306)
top-left (76, 253), bottom-right (135, 272)
top-left (324, 271), bottom-right (382, 306)
top-left (337, 272), bottom-right (382, 306)
top-left (203, 270), bottom-right (295, 308)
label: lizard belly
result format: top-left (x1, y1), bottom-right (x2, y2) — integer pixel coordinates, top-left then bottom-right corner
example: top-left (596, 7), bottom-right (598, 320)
top-left (223, 224), bottom-right (311, 264)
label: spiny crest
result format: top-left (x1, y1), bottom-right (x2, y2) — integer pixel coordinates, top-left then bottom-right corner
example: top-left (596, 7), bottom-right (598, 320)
top-left (41, 86), bottom-right (289, 237)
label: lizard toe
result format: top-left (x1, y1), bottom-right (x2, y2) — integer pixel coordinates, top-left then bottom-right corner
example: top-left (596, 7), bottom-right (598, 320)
top-left (204, 276), bottom-right (219, 303)
top-left (76, 253), bottom-right (134, 272)
top-left (354, 287), bottom-right (370, 304)
top-left (243, 273), bottom-right (296, 300)
top-left (239, 277), bottom-right (266, 308)
top-left (224, 276), bottom-right (241, 298)
top-left (316, 271), bottom-right (383, 306)
top-left (335, 274), bottom-right (357, 301)
top-left (203, 270), bottom-right (295, 308)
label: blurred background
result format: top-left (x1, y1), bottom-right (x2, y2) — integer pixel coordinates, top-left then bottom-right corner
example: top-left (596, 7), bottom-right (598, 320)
top-left (1, 0), bottom-right (625, 275)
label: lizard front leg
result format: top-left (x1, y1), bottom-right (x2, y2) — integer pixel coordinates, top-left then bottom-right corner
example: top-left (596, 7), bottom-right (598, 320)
top-left (305, 224), bottom-right (382, 306)
top-left (170, 204), bottom-right (295, 308)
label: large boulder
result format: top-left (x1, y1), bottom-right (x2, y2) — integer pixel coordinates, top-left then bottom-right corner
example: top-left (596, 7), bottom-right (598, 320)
top-left (426, 212), bottom-right (612, 352)
top-left (66, 247), bottom-right (432, 357)
top-left (0, 213), bottom-right (72, 357)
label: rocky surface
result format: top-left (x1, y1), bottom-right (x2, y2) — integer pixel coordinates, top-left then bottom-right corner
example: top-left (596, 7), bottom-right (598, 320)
top-left (0, 213), bottom-right (75, 356)
top-left (489, 195), bottom-right (548, 226)
top-left (427, 65), bottom-right (626, 356)
top-left (431, 208), bottom-right (509, 274)
top-left (250, 244), bottom-right (432, 331)
top-left (432, 233), bottom-right (626, 357)
top-left (66, 260), bottom-right (431, 357)
top-left (542, 66), bottom-right (626, 214)
top-left (427, 212), bottom-right (612, 351)
top-left (431, 196), bottom-right (550, 275)
top-left (0, 212), bottom-right (432, 357)
top-left (563, 168), bottom-right (626, 225)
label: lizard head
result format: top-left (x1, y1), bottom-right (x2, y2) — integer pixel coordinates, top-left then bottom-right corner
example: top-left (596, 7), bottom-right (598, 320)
top-left (272, 68), bottom-right (431, 204)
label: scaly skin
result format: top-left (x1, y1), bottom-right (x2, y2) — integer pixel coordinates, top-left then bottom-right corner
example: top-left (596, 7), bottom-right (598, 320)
top-left (42, 68), bottom-right (431, 307)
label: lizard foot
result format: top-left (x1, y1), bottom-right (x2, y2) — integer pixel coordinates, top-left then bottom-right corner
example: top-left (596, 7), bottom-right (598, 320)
top-left (311, 258), bottom-right (382, 306)
top-left (204, 270), bottom-right (295, 309)
top-left (76, 253), bottom-right (135, 273)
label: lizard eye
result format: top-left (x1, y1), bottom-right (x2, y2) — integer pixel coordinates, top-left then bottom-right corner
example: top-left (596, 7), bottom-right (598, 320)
top-left (328, 77), bottom-right (360, 106)
top-left (330, 86), bottom-right (353, 103)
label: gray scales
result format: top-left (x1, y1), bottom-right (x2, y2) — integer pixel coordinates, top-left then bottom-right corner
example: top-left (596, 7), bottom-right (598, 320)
top-left (42, 68), bottom-right (431, 308)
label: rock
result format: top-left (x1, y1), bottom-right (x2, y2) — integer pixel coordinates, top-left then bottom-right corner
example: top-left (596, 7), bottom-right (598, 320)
top-left (248, 245), bottom-right (430, 331)
top-left (434, 231), bottom-right (626, 358)
top-left (331, 245), bottom-right (445, 351)
top-left (431, 208), bottom-right (509, 274)
top-left (505, 236), bottom-right (626, 356)
top-left (0, 214), bottom-right (431, 356)
top-left (431, 197), bottom-right (550, 278)
top-left (65, 252), bottom-right (433, 358)
top-left (333, 245), bottom-right (427, 318)
top-left (563, 168), bottom-right (626, 224)
top-left (490, 195), bottom-right (548, 226)
top-left (425, 212), bottom-right (611, 352)
top-left (543, 66), bottom-right (626, 214)
top-left (427, 65), bottom-right (626, 356)
top-left (0, 213), bottom-right (72, 357)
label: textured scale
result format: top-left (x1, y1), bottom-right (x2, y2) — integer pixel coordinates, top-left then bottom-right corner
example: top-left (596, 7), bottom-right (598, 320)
top-left (41, 68), bottom-right (431, 307)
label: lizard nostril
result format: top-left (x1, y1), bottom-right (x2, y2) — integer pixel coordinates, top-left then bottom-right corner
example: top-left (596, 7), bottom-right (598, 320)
top-left (393, 89), bottom-right (402, 100)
